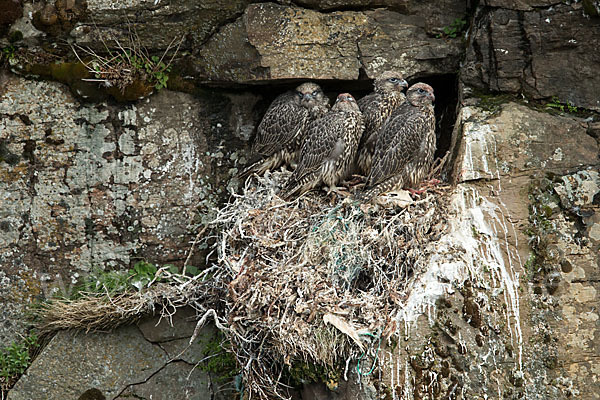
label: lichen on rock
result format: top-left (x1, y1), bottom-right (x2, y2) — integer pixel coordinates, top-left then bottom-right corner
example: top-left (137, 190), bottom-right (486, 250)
top-left (0, 74), bottom-right (250, 344)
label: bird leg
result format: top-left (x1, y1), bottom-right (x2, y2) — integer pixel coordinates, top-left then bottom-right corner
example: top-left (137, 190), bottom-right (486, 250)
top-left (408, 188), bottom-right (425, 196)
top-left (408, 179), bottom-right (441, 196)
top-left (325, 185), bottom-right (351, 197)
top-left (420, 178), bottom-right (441, 190)
top-left (344, 174), bottom-right (366, 187)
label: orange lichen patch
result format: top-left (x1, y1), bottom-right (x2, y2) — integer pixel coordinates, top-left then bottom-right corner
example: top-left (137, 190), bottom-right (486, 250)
top-left (106, 80), bottom-right (155, 102)
top-left (10, 270), bottom-right (42, 304)
top-left (0, 163), bottom-right (29, 182)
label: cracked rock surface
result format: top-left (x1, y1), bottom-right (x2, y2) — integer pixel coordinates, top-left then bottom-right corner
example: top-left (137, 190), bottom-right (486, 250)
top-left (0, 74), bottom-right (255, 345)
top-left (8, 308), bottom-right (221, 400)
top-left (463, 2), bottom-right (600, 111)
top-left (191, 2), bottom-right (464, 82)
top-left (451, 96), bottom-right (600, 398)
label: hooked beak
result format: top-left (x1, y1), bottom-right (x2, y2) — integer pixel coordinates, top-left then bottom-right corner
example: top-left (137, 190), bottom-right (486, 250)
top-left (303, 93), bottom-right (313, 100)
top-left (400, 79), bottom-right (408, 89)
top-left (428, 92), bottom-right (435, 102)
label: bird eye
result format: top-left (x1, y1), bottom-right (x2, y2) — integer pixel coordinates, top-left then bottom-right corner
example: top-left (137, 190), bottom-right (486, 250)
top-left (388, 78), bottom-right (398, 83)
top-left (348, 97), bottom-right (354, 101)
top-left (417, 88), bottom-right (425, 93)
top-left (297, 92), bottom-right (303, 98)
top-left (312, 90), bottom-right (318, 96)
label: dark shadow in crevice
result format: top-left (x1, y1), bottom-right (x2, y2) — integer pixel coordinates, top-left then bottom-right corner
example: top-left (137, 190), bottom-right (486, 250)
top-left (408, 74), bottom-right (459, 167)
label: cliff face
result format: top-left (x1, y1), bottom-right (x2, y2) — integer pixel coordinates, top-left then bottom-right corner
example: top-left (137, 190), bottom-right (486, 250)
top-left (1, 1), bottom-right (599, 399)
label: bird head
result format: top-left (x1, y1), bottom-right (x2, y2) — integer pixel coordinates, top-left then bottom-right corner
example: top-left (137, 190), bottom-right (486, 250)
top-left (295, 82), bottom-right (329, 110)
top-left (333, 93), bottom-right (360, 112)
top-left (374, 70), bottom-right (408, 95)
top-left (406, 83), bottom-right (435, 107)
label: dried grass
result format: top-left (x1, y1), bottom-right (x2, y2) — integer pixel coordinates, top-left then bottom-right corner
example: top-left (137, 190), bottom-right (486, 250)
top-left (35, 169), bottom-right (450, 399)
top-left (71, 22), bottom-right (182, 92)
top-left (206, 171), bottom-right (449, 398)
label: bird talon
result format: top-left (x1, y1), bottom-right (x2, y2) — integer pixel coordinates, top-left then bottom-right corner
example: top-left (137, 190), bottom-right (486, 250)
top-left (408, 188), bottom-right (425, 196)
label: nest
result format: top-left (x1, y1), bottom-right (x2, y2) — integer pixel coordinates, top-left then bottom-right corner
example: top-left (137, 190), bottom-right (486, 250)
top-left (203, 171), bottom-right (450, 398)
top-left (36, 170), bottom-right (450, 399)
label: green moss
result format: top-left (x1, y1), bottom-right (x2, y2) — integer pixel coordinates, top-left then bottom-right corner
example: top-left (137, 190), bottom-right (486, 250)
top-left (17, 55), bottom-right (169, 102)
top-left (545, 96), bottom-right (578, 114)
top-left (288, 360), bottom-right (340, 390)
top-left (437, 17), bottom-right (467, 39)
top-left (106, 79), bottom-right (154, 102)
top-left (523, 253), bottom-right (538, 280)
top-left (0, 333), bottom-right (39, 394)
top-left (471, 89), bottom-right (517, 114)
top-left (198, 333), bottom-right (239, 383)
top-left (48, 62), bottom-right (91, 84)
top-left (0, 45), bottom-right (16, 64)
top-left (525, 175), bottom-right (561, 285)
top-left (471, 89), bottom-right (599, 119)
top-left (69, 261), bottom-right (178, 299)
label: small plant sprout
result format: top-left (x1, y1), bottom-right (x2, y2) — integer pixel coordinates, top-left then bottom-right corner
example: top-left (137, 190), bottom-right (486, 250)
top-left (0, 334), bottom-right (39, 395)
top-left (438, 17), bottom-right (467, 39)
top-left (72, 24), bottom-right (183, 94)
top-left (546, 96), bottom-right (578, 113)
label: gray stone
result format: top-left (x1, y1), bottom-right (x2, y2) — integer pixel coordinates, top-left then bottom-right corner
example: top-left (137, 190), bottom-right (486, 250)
top-left (138, 306), bottom-right (198, 343)
top-left (482, 0), bottom-right (557, 10)
top-left (463, 3), bottom-right (600, 110)
top-left (6, 1), bottom-right (464, 85)
top-left (8, 325), bottom-right (169, 400)
top-left (448, 100), bottom-right (600, 397)
top-left (455, 102), bottom-right (598, 183)
top-left (553, 170), bottom-right (600, 210)
top-left (160, 324), bottom-right (220, 365)
top-left (193, 3), bottom-right (463, 82)
top-left (293, 0), bottom-right (467, 33)
top-left (71, 0), bottom-right (251, 52)
top-left (8, 310), bottom-right (225, 400)
top-left (138, 307), bottom-right (222, 365)
top-left (191, 14), bottom-right (268, 83)
top-left (115, 361), bottom-right (214, 400)
top-left (359, 8), bottom-right (461, 79)
top-left (0, 74), bottom-right (255, 344)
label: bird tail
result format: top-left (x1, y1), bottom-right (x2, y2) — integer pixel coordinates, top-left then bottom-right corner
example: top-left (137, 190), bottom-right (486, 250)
top-left (277, 181), bottom-right (300, 201)
top-left (237, 155), bottom-right (280, 180)
top-left (355, 149), bottom-right (372, 177)
top-left (355, 185), bottom-right (380, 203)
top-left (277, 171), bottom-right (318, 201)
top-left (356, 174), bottom-right (404, 203)
top-left (238, 160), bottom-right (261, 180)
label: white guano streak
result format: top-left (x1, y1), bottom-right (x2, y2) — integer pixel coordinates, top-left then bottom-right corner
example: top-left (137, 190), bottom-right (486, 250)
top-left (396, 185), bottom-right (523, 369)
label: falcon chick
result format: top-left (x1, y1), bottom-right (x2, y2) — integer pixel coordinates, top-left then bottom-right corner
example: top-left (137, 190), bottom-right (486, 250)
top-left (356, 71), bottom-right (408, 175)
top-left (239, 82), bottom-right (330, 179)
top-left (279, 93), bottom-right (365, 200)
top-left (360, 83), bottom-right (436, 201)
